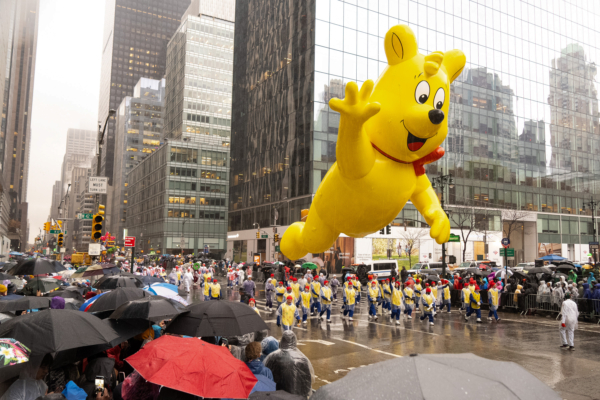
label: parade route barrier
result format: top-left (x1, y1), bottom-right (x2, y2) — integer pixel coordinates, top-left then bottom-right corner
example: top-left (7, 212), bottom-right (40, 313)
top-left (502, 292), bottom-right (519, 310)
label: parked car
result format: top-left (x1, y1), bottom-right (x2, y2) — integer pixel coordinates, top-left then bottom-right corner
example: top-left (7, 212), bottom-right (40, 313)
top-left (513, 262), bottom-right (535, 272)
top-left (360, 260), bottom-right (398, 281)
top-left (408, 261), bottom-right (444, 276)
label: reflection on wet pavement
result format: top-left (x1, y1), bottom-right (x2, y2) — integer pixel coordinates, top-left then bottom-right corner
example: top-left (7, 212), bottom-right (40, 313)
top-left (181, 279), bottom-right (600, 400)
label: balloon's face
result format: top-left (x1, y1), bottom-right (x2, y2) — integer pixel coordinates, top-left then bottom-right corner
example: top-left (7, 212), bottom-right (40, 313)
top-left (366, 26), bottom-right (466, 163)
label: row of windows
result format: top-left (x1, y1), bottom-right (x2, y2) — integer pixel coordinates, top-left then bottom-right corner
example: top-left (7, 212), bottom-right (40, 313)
top-left (201, 170), bottom-right (226, 180)
top-left (168, 196), bottom-right (226, 206)
top-left (170, 166), bottom-right (196, 177)
top-left (184, 125), bottom-right (230, 138)
top-left (186, 113), bottom-right (231, 126)
top-left (186, 101), bottom-right (230, 116)
top-left (201, 150), bottom-right (227, 166)
top-left (167, 209), bottom-right (226, 219)
top-left (187, 20), bottom-right (234, 40)
top-left (185, 76), bottom-right (231, 93)
top-left (184, 89), bottom-right (230, 105)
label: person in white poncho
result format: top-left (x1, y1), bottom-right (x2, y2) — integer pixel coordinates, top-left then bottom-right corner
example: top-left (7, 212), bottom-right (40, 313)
top-left (559, 292), bottom-right (579, 351)
top-left (182, 268), bottom-right (194, 293)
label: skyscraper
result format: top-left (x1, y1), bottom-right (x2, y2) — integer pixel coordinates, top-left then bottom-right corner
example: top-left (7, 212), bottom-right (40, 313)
top-left (1, 0), bottom-right (39, 250)
top-left (60, 129), bottom-right (96, 199)
top-left (111, 77), bottom-right (165, 242)
top-left (97, 0), bottom-right (191, 185)
top-left (229, 0), bottom-right (600, 266)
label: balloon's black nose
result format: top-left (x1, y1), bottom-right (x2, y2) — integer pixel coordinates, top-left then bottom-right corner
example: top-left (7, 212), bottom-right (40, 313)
top-left (429, 109), bottom-right (445, 125)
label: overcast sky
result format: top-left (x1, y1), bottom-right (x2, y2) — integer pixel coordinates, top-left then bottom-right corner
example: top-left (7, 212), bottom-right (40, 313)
top-left (28, 1), bottom-right (105, 242)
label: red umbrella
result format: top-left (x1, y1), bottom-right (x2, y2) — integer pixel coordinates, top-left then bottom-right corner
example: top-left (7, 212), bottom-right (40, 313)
top-left (125, 335), bottom-right (257, 398)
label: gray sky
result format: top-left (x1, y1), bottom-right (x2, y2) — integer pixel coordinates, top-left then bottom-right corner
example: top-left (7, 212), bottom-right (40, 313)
top-left (28, 1), bottom-right (105, 242)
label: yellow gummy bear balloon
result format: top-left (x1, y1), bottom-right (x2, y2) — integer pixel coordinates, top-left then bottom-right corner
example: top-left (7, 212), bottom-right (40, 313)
top-left (281, 25), bottom-right (466, 260)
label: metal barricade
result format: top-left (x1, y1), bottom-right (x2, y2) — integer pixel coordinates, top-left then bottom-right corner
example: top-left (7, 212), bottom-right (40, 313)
top-left (524, 294), bottom-right (561, 317)
top-left (576, 298), bottom-right (600, 324)
top-left (502, 292), bottom-right (519, 310)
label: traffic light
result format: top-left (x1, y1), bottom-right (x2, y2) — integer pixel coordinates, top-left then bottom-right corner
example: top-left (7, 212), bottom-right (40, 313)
top-left (92, 204), bottom-right (105, 241)
top-left (386, 225), bottom-right (391, 235)
top-left (43, 222), bottom-right (51, 232)
top-left (274, 234), bottom-right (279, 242)
top-left (57, 233), bottom-right (64, 247)
top-left (57, 220), bottom-right (63, 229)
top-left (256, 231), bottom-right (260, 238)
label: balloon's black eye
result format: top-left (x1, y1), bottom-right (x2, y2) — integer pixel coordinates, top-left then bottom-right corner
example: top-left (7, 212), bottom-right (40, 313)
top-left (436, 101), bottom-right (443, 109)
top-left (419, 94), bottom-right (429, 104)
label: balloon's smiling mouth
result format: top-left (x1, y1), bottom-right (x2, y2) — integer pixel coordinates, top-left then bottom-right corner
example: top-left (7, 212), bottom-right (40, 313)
top-left (407, 129), bottom-right (427, 152)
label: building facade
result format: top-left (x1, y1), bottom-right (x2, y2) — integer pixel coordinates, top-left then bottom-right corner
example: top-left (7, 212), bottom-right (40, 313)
top-left (97, 0), bottom-right (191, 185)
top-left (72, 171), bottom-right (94, 252)
top-left (1, 0), bottom-right (39, 250)
top-left (111, 77), bottom-right (165, 243)
top-left (126, 140), bottom-right (229, 256)
top-left (228, 0), bottom-right (600, 267)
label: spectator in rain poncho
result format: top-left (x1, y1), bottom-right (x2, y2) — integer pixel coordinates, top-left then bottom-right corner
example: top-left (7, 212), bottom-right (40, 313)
top-left (182, 268), bottom-right (193, 293)
top-left (168, 269), bottom-right (178, 285)
top-left (587, 272), bottom-right (595, 286)
top-left (536, 281), bottom-right (548, 303)
top-left (263, 331), bottom-right (314, 398)
top-left (260, 336), bottom-right (279, 362)
top-left (568, 283), bottom-right (579, 300)
top-left (1, 354), bottom-right (53, 400)
top-left (582, 283), bottom-right (593, 299)
top-left (553, 282), bottom-right (564, 307)
top-left (50, 296), bottom-right (65, 310)
top-left (593, 284), bottom-right (600, 314)
top-left (559, 292), bottom-right (579, 350)
top-left (245, 342), bottom-right (274, 381)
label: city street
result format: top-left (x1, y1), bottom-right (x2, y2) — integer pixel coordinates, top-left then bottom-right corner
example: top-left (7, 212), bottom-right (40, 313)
top-left (185, 279), bottom-right (600, 400)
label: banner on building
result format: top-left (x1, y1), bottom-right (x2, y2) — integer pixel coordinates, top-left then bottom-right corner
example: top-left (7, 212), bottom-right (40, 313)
top-left (538, 243), bottom-right (562, 258)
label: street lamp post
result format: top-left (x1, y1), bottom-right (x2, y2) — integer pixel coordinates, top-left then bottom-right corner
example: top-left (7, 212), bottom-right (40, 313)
top-left (96, 110), bottom-right (116, 209)
top-left (180, 219), bottom-right (187, 256)
top-left (431, 169), bottom-right (454, 278)
top-left (582, 198), bottom-right (598, 262)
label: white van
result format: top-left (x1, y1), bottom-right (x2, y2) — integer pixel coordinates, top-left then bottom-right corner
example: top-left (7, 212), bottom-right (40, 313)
top-left (363, 260), bottom-right (398, 280)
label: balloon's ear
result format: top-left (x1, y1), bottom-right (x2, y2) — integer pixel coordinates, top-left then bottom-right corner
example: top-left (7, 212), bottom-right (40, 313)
top-left (442, 49), bottom-right (466, 83)
top-left (384, 25), bottom-right (418, 66)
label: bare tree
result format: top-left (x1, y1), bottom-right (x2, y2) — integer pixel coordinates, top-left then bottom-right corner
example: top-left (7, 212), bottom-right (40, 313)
top-left (398, 228), bottom-right (428, 268)
top-left (502, 209), bottom-right (532, 245)
top-left (449, 203), bottom-right (495, 263)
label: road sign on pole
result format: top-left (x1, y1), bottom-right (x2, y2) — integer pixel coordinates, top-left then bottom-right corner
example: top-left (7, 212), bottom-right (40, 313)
top-left (501, 238), bottom-right (510, 248)
top-left (499, 248), bottom-right (514, 257)
top-left (77, 213), bottom-right (93, 220)
top-left (124, 236), bottom-right (136, 248)
top-left (89, 177), bottom-right (108, 194)
top-left (89, 243), bottom-right (101, 256)
top-left (448, 234), bottom-right (460, 242)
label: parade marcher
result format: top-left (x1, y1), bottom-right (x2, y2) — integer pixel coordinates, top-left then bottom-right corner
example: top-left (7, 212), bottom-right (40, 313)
top-left (465, 285), bottom-right (482, 323)
top-left (291, 277), bottom-right (300, 305)
top-left (382, 279), bottom-right (392, 314)
top-left (343, 281), bottom-right (357, 321)
top-left (318, 272), bottom-right (326, 286)
top-left (440, 279), bottom-right (451, 313)
top-left (168, 269), bottom-right (178, 285)
top-left (460, 280), bottom-right (472, 314)
top-left (203, 273), bottom-right (211, 301)
top-left (414, 279), bottom-right (422, 311)
top-left (285, 286), bottom-right (295, 305)
top-left (276, 295), bottom-right (301, 330)
top-left (299, 285), bottom-right (312, 324)
top-left (265, 275), bottom-right (275, 311)
top-left (243, 275), bottom-right (256, 298)
top-left (182, 268), bottom-right (193, 293)
top-left (420, 287), bottom-right (435, 326)
top-left (430, 281), bottom-right (439, 313)
top-left (248, 298), bottom-right (260, 315)
top-left (331, 275), bottom-right (339, 302)
top-left (487, 281), bottom-right (501, 322)
top-left (390, 281), bottom-right (404, 325)
top-left (403, 280), bottom-right (415, 319)
top-left (319, 281), bottom-right (333, 323)
top-left (275, 282), bottom-right (286, 309)
top-left (354, 276), bottom-right (362, 305)
top-left (310, 277), bottom-right (322, 316)
top-left (209, 279), bottom-right (221, 300)
top-left (367, 280), bottom-right (381, 320)
top-left (559, 292), bottom-right (578, 351)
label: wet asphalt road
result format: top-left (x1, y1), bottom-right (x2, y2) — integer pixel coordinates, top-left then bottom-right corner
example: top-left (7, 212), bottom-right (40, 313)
top-left (182, 279), bottom-right (600, 400)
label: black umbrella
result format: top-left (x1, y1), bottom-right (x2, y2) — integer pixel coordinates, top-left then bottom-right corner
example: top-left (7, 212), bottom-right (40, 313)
top-left (87, 287), bottom-right (152, 313)
top-left (464, 267), bottom-right (484, 276)
top-left (512, 271), bottom-right (531, 282)
top-left (426, 275), bottom-right (440, 282)
top-left (44, 289), bottom-right (84, 302)
top-left (555, 265), bottom-right (576, 273)
top-left (0, 273), bottom-right (15, 280)
top-left (0, 296), bottom-right (50, 312)
top-left (165, 300), bottom-right (269, 337)
top-left (24, 277), bottom-right (60, 294)
top-left (93, 275), bottom-right (144, 290)
top-left (0, 309), bottom-right (120, 355)
top-left (554, 272), bottom-right (568, 279)
top-left (310, 353), bottom-right (561, 400)
top-left (0, 262), bottom-right (17, 271)
top-left (8, 258), bottom-right (59, 276)
top-left (527, 267), bottom-right (552, 274)
top-left (51, 319), bottom-right (148, 368)
top-left (51, 261), bottom-right (67, 273)
top-left (249, 391), bottom-right (305, 400)
top-left (109, 296), bottom-right (182, 322)
top-left (139, 275), bottom-right (165, 285)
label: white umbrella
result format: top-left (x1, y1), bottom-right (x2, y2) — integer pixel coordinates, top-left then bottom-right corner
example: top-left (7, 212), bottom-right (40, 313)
top-left (145, 283), bottom-right (188, 306)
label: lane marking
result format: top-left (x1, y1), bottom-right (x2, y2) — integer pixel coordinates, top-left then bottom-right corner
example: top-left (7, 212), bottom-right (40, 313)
top-left (332, 338), bottom-right (402, 358)
top-left (500, 318), bottom-right (600, 334)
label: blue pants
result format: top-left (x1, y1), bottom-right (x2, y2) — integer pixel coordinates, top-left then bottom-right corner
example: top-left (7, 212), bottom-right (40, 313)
top-left (332, 288), bottom-right (338, 300)
top-left (443, 302), bottom-right (451, 312)
top-left (391, 309), bottom-right (401, 320)
top-left (204, 295), bottom-right (210, 301)
top-left (420, 312), bottom-right (434, 322)
top-left (302, 313), bottom-right (308, 322)
top-left (320, 304), bottom-right (331, 319)
top-left (488, 309), bottom-right (499, 320)
top-left (467, 308), bottom-right (481, 319)
top-left (385, 300), bottom-right (391, 310)
top-left (282, 324), bottom-right (293, 331)
top-left (404, 307), bottom-right (413, 316)
top-left (369, 302), bottom-right (378, 316)
top-left (311, 300), bottom-right (321, 314)
top-left (356, 293), bottom-right (361, 303)
top-left (266, 293), bottom-right (273, 309)
top-left (415, 298), bottom-right (420, 309)
top-left (343, 304), bottom-right (355, 317)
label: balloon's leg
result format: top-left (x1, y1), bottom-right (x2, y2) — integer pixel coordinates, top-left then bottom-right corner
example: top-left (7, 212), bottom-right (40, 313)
top-left (281, 209), bottom-right (338, 260)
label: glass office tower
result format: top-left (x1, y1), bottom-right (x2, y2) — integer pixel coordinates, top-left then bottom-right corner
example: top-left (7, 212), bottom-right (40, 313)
top-left (230, 0), bottom-right (600, 265)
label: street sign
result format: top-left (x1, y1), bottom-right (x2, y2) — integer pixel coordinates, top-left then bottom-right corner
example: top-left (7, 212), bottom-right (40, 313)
top-left (261, 234), bottom-right (268, 238)
top-left (124, 236), bottom-right (136, 248)
top-left (499, 248), bottom-right (514, 257)
top-left (60, 248), bottom-right (65, 253)
top-left (275, 245), bottom-right (280, 252)
top-left (589, 242), bottom-right (599, 250)
top-left (89, 177), bottom-right (108, 194)
top-left (77, 213), bottom-right (93, 220)
top-left (501, 238), bottom-right (510, 247)
top-left (49, 230), bottom-right (61, 234)
top-left (448, 234), bottom-right (460, 242)
top-left (89, 243), bottom-right (101, 256)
